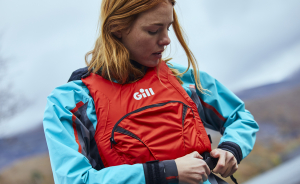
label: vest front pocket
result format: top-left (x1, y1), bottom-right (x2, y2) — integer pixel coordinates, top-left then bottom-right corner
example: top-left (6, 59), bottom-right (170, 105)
top-left (110, 101), bottom-right (196, 164)
top-left (111, 127), bottom-right (156, 164)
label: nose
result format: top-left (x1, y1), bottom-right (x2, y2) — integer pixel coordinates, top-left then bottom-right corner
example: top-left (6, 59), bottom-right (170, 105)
top-left (158, 32), bottom-right (171, 46)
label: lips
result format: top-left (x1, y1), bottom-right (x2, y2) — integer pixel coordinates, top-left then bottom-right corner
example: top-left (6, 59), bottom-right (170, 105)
top-left (152, 50), bottom-right (164, 55)
top-left (152, 50), bottom-right (163, 59)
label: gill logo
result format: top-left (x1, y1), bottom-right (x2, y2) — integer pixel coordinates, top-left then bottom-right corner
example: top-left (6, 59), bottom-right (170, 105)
top-left (133, 88), bottom-right (155, 100)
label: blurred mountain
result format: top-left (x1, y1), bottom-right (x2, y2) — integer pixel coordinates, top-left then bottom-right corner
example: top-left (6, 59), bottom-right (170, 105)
top-left (226, 68), bottom-right (300, 183)
top-left (0, 124), bottom-right (48, 171)
top-left (236, 68), bottom-right (300, 101)
top-left (236, 68), bottom-right (300, 140)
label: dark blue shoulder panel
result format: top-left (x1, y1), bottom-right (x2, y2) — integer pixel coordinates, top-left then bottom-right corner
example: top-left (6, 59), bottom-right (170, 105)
top-left (68, 67), bottom-right (89, 82)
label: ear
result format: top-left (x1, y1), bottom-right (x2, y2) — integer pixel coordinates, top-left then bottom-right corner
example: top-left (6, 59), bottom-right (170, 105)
top-left (112, 31), bottom-right (122, 39)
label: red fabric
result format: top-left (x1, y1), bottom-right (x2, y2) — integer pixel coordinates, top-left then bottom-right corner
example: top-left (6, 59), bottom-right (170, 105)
top-left (166, 176), bottom-right (179, 180)
top-left (70, 101), bottom-right (84, 113)
top-left (82, 62), bottom-right (211, 167)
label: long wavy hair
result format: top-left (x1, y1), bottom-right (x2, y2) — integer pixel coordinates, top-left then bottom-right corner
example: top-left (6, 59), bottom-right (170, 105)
top-left (86, 0), bottom-right (206, 94)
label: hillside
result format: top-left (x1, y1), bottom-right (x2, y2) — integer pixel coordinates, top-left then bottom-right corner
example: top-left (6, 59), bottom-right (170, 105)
top-left (236, 68), bottom-right (300, 101)
top-left (245, 86), bottom-right (300, 140)
top-left (0, 154), bottom-right (54, 184)
top-left (0, 125), bottom-right (47, 171)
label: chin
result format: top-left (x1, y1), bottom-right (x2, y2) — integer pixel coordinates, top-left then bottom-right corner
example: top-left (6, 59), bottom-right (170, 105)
top-left (144, 59), bottom-right (160, 68)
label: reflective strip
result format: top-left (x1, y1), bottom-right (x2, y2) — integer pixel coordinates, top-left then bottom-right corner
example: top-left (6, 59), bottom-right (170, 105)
top-left (166, 176), bottom-right (178, 180)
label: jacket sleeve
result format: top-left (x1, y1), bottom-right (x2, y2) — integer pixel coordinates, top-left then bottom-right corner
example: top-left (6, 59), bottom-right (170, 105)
top-left (168, 62), bottom-right (259, 163)
top-left (43, 80), bottom-right (146, 184)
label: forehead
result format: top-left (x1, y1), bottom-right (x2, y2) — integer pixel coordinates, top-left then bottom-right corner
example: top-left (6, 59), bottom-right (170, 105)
top-left (136, 2), bottom-right (174, 25)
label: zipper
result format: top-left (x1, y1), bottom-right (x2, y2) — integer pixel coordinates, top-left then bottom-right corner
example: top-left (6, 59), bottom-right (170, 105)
top-left (113, 126), bottom-right (147, 148)
top-left (182, 104), bottom-right (188, 128)
top-left (110, 101), bottom-right (194, 148)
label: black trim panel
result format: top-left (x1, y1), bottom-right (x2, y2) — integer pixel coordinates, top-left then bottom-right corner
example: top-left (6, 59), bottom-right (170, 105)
top-left (73, 102), bottom-right (105, 170)
top-left (218, 141), bottom-right (243, 164)
top-left (68, 67), bottom-right (89, 82)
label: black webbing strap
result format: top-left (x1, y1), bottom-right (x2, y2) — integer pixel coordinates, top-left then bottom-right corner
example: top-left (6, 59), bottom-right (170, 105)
top-left (230, 175), bottom-right (238, 184)
top-left (145, 160), bottom-right (161, 184)
top-left (203, 152), bottom-right (239, 184)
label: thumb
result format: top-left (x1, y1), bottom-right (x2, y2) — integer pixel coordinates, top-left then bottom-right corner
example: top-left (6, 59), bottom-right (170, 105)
top-left (190, 151), bottom-right (203, 159)
top-left (210, 149), bottom-right (221, 158)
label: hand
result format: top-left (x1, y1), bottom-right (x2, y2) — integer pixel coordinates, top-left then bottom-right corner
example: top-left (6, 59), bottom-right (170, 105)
top-left (210, 148), bottom-right (238, 178)
top-left (175, 151), bottom-right (210, 184)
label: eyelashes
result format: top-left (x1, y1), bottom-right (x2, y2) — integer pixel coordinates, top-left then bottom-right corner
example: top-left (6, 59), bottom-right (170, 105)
top-left (148, 28), bottom-right (170, 35)
top-left (148, 30), bottom-right (158, 35)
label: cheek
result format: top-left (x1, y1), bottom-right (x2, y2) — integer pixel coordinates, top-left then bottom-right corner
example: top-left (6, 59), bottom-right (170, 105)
top-left (135, 36), bottom-right (156, 54)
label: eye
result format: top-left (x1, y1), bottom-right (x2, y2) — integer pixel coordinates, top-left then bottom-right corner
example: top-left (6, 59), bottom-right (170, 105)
top-left (148, 30), bottom-right (158, 35)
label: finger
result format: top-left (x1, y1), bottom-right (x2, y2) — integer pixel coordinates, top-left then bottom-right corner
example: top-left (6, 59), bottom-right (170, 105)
top-left (191, 151), bottom-right (203, 159)
top-left (204, 162), bottom-right (211, 175)
top-left (193, 175), bottom-right (204, 184)
top-left (189, 174), bottom-right (203, 184)
top-left (213, 151), bottom-right (226, 174)
top-left (228, 164), bottom-right (238, 177)
top-left (210, 149), bottom-right (220, 158)
top-left (224, 154), bottom-right (237, 177)
top-left (199, 179), bottom-right (204, 184)
top-left (222, 166), bottom-right (231, 178)
top-left (202, 173), bottom-right (208, 182)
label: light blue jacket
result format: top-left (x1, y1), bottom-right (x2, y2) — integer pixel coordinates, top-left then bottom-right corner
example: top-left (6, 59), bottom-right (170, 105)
top-left (43, 62), bottom-right (259, 184)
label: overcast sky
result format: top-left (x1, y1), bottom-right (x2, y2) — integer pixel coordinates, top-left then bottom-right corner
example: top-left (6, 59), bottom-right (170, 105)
top-left (1, 0), bottom-right (300, 137)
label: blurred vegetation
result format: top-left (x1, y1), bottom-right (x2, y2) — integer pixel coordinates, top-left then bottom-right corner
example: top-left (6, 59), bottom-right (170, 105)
top-left (217, 136), bottom-right (300, 183)
top-left (212, 86), bottom-right (300, 183)
top-left (0, 154), bottom-right (54, 184)
top-left (0, 43), bottom-right (26, 126)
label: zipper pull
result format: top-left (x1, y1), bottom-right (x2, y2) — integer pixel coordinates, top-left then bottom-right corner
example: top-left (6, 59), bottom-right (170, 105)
top-left (110, 137), bottom-right (117, 149)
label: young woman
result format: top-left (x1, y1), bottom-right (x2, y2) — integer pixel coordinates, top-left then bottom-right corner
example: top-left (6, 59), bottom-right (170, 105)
top-left (43, 0), bottom-right (259, 184)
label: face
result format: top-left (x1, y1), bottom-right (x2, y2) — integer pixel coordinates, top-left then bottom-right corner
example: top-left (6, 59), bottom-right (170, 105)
top-left (117, 1), bottom-right (173, 67)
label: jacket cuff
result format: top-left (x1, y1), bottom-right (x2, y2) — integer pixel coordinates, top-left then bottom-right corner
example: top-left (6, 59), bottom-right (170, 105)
top-left (218, 141), bottom-right (243, 164)
top-left (143, 160), bottom-right (178, 184)
top-left (143, 160), bottom-right (166, 184)
top-left (161, 160), bottom-right (179, 183)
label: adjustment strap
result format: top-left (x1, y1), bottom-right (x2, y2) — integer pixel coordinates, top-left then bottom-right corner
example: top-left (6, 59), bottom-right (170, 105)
top-left (143, 160), bottom-right (164, 184)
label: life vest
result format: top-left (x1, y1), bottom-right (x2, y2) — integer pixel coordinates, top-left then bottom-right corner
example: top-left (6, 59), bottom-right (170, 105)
top-left (81, 61), bottom-right (212, 167)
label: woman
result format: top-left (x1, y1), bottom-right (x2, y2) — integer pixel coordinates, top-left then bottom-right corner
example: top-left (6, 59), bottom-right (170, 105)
top-left (43, 0), bottom-right (259, 184)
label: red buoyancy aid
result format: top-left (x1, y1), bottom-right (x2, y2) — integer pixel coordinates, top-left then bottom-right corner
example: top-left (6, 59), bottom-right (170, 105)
top-left (81, 62), bottom-right (211, 167)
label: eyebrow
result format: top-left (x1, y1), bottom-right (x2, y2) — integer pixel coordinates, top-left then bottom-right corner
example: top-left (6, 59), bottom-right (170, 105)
top-left (150, 21), bottom-right (174, 26)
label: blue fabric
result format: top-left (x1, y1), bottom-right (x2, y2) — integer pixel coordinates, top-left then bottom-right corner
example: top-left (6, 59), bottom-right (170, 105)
top-left (43, 63), bottom-right (259, 183)
top-left (44, 81), bottom-right (146, 184)
top-left (168, 62), bottom-right (259, 159)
